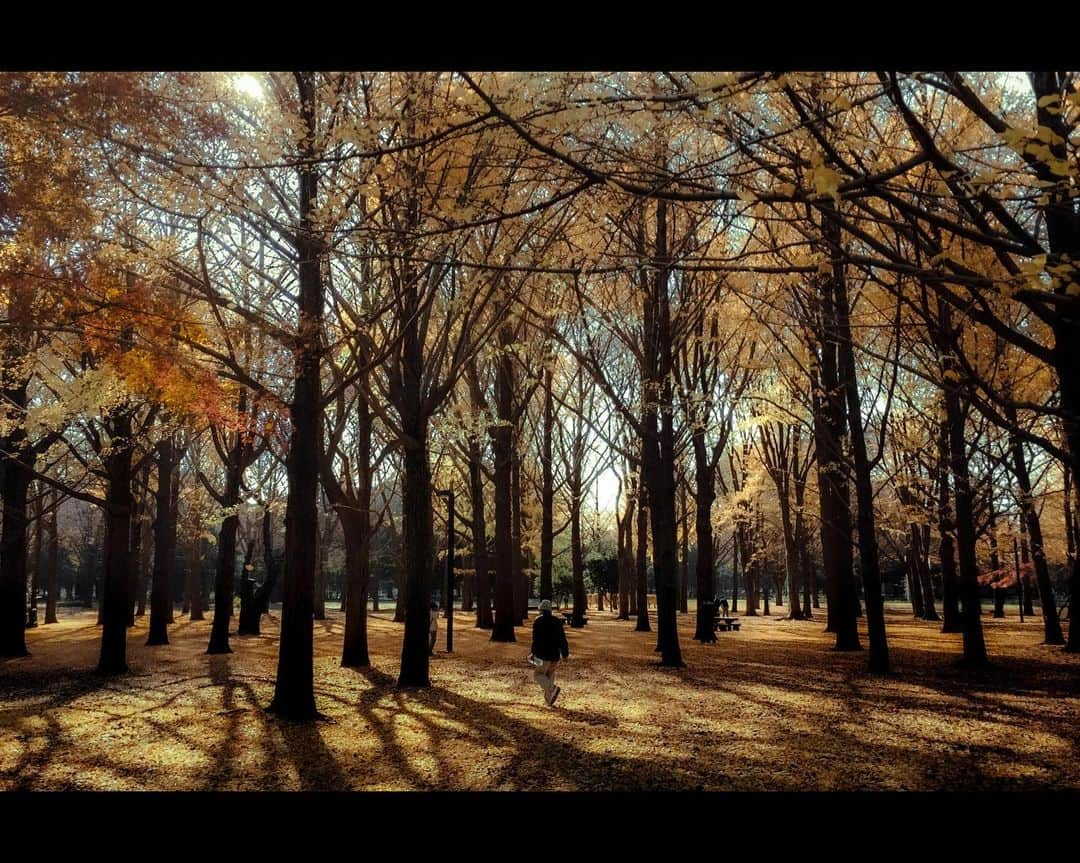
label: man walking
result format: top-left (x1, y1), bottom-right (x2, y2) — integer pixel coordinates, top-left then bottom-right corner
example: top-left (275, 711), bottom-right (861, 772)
top-left (529, 599), bottom-right (569, 706)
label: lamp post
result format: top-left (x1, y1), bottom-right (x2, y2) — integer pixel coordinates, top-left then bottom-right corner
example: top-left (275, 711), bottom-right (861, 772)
top-left (436, 488), bottom-right (455, 653)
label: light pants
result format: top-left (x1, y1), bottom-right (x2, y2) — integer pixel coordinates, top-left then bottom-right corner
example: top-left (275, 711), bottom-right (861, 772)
top-left (429, 630), bottom-right (437, 654)
top-left (534, 659), bottom-right (559, 702)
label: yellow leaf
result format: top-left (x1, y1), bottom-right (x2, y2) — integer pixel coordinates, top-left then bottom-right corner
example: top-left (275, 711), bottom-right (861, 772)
top-left (1021, 254), bottom-right (1048, 275)
top-left (812, 165), bottom-right (842, 201)
top-left (1000, 127), bottom-right (1027, 149)
top-left (1034, 125), bottom-right (1064, 145)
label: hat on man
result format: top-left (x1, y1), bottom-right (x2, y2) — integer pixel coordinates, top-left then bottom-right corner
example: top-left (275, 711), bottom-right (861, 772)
top-left (539, 599), bottom-right (552, 613)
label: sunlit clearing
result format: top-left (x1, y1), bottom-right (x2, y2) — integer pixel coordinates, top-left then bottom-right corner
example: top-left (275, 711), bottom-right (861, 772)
top-left (234, 73), bottom-right (265, 101)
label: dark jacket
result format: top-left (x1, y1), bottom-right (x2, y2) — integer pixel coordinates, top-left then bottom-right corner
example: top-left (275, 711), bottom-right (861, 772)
top-left (531, 612), bottom-right (569, 662)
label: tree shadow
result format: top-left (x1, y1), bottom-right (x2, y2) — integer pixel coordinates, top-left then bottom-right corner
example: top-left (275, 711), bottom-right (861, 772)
top-left (6, 606), bottom-right (1078, 790)
top-left (200, 652), bottom-right (349, 791)
top-left (320, 667), bottom-right (697, 789)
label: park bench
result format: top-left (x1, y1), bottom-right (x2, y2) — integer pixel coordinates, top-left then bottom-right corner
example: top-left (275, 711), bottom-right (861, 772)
top-left (561, 611), bottom-right (588, 626)
top-left (714, 616), bottom-right (741, 632)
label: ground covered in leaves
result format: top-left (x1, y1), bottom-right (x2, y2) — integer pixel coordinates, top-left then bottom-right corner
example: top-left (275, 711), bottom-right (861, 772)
top-left (2, 602), bottom-right (1078, 790)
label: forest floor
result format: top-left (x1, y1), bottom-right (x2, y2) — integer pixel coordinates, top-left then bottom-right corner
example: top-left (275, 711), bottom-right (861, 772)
top-left (2, 601), bottom-right (1078, 790)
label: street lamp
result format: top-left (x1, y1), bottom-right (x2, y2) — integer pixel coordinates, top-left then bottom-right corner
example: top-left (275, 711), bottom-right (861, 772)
top-left (435, 488), bottom-right (455, 653)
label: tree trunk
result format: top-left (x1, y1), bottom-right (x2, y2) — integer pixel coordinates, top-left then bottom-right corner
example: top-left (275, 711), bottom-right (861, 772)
top-left (170, 455), bottom-right (181, 624)
top-left (540, 373), bottom-right (557, 604)
top-left (240, 510), bottom-right (280, 636)
top-left (797, 504), bottom-right (813, 619)
top-left (511, 442), bottom-right (527, 625)
top-left (135, 479), bottom-right (151, 618)
top-left (692, 441), bottom-right (717, 641)
top-left (617, 475), bottom-right (633, 620)
top-left (393, 563), bottom-right (407, 623)
top-left (988, 500), bottom-right (1005, 619)
top-left (1065, 460), bottom-right (1080, 653)
top-left (811, 258), bottom-right (859, 650)
top-left (460, 572), bottom-right (474, 613)
top-left (1027, 71), bottom-right (1080, 651)
top-left (1064, 468), bottom-right (1076, 642)
top-left (271, 358), bottom-right (322, 715)
top-left (188, 540), bottom-right (204, 621)
top-left (939, 306), bottom-right (988, 666)
top-left (340, 392), bottom-right (372, 666)
top-left (914, 523), bottom-right (939, 621)
top-left (1065, 465), bottom-right (1076, 573)
top-left (207, 465), bottom-right (241, 654)
top-left (469, 433), bottom-right (492, 628)
top-left (30, 490), bottom-right (42, 621)
top-left (761, 550), bottom-right (770, 617)
top-left (1067, 548), bottom-right (1080, 653)
top-left (79, 519), bottom-right (101, 609)
top-left (731, 528), bottom-right (739, 613)
top-left (570, 498), bottom-right (586, 628)
top-left (0, 384), bottom-right (32, 657)
top-left (641, 198), bottom-right (682, 667)
top-left (765, 444), bottom-right (802, 623)
top-left (98, 411), bottom-right (134, 675)
top-left (339, 508), bottom-right (370, 667)
top-left (126, 481), bottom-right (140, 628)
top-left (780, 496), bottom-right (802, 622)
top-left (147, 435), bottom-right (176, 646)
top-left (635, 465), bottom-right (651, 633)
top-left (1006, 415), bottom-right (1064, 643)
top-left (398, 435), bottom-right (435, 685)
top-left (269, 71), bottom-right (323, 719)
top-left (739, 521), bottom-right (756, 616)
top-left (1019, 529), bottom-right (1035, 616)
top-left (490, 324), bottom-right (517, 643)
top-left (313, 512), bottom-right (329, 621)
top-left (828, 217), bottom-right (888, 671)
top-left (907, 526), bottom-right (925, 618)
top-left (936, 417), bottom-right (963, 633)
top-left (44, 491), bottom-right (59, 625)
top-left (907, 534), bottom-right (924, 618)
top-left (238, 527), bottom-right (262, 636)
top-left (678, 477), bottom-right (689, 615)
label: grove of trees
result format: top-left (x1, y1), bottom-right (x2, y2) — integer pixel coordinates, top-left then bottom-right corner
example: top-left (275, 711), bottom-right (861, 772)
top-left (2, 71), bottom-right (1077, 720)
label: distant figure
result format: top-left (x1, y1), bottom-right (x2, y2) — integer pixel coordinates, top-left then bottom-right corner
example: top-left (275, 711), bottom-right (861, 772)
top-left (718, 598), bottom-right (730, 617)
top-left (429, 602), bottom-right (439, 655)
top-left (529, 599), bottom-right (570, 706)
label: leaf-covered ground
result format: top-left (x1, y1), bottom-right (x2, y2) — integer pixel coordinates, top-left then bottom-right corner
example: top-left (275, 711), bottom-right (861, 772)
top-left (2, 602), bottom-right (1078, 790)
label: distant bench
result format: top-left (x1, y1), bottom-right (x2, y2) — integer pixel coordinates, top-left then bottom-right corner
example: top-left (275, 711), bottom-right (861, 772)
top-left (714, 616), bottom-right (741, 632)
top-left (561, 611), bottom-right (588, 626)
